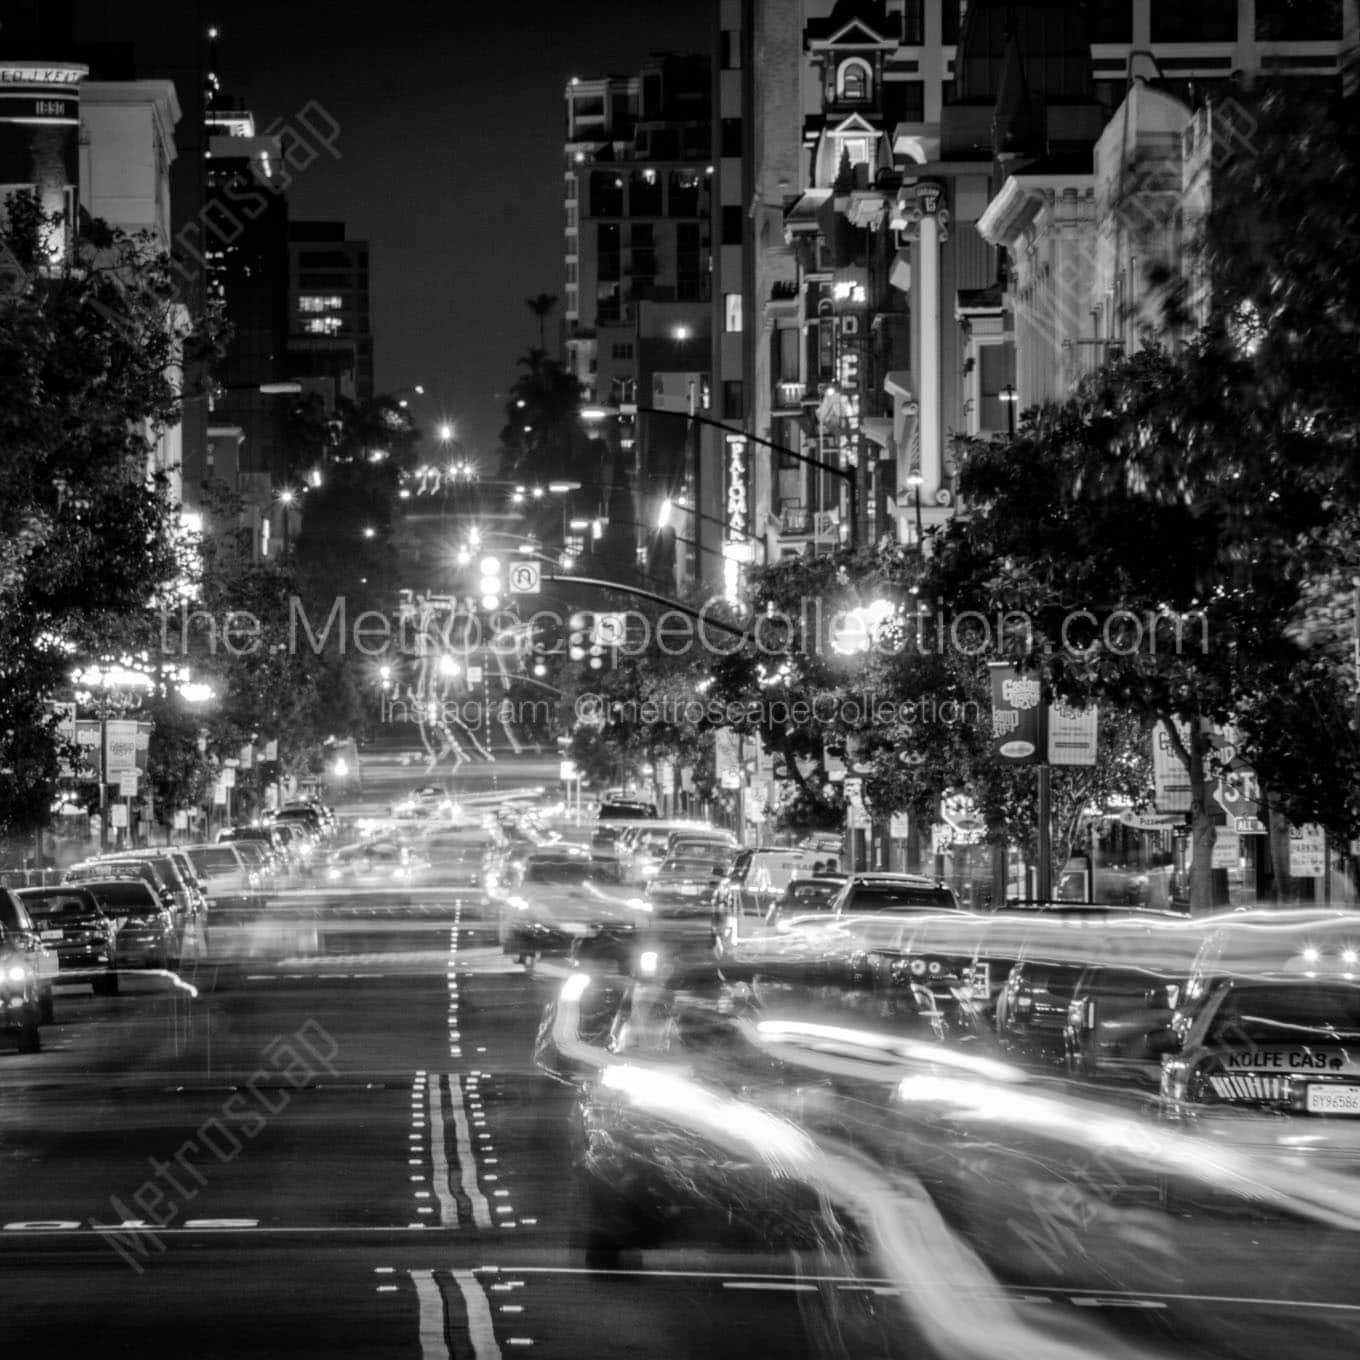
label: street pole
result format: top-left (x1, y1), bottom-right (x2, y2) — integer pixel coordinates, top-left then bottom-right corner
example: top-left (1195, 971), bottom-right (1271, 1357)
top-left (1036, 763), bottom-right (1052, 901)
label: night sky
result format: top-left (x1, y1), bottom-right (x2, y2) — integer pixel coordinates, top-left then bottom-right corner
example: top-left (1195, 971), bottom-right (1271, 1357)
top-left (216, 0), bottom-right (711, 459)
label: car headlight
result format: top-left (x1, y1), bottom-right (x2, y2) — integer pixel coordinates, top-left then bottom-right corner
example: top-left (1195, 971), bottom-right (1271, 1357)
top-left (638, 950), bottom-right (660, 978)
top-left (8, 964), bottom-right (29, 983)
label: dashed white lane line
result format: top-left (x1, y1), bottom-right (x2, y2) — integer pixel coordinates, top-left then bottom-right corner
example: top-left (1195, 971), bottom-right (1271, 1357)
top-left (449, 1074), bottom-right (494, 1228)
top-left (452, 1269), bottom-right (504, 1359)
top-left (409, 1268), bottom-right (451, 1360)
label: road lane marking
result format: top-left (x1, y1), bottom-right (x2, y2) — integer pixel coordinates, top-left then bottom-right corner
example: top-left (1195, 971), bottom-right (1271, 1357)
top-left (722, 1282), bottom-right (818, 1292)
top-left (449, 1074), bottom-right (494, 1228)
top-left (183, 1218), bottom-right (259, 1228)
top-left (452, 1269), bottom-right (503, 1360)
top-left (409, 1269), bottom-right (451, 1360)
top-left (1071, 1298), bottom-right (1167, 1310)
top-left (425, 1073), bottom-right (460, 1225)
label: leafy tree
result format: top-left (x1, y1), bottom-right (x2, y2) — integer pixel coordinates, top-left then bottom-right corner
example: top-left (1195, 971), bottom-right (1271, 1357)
top-left (0, 199), bottom-right (214, 842)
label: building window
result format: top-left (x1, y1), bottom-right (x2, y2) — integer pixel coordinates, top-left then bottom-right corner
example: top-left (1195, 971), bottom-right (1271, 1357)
top-left (611, 343), bottom-right (634, 360)
top-left (597, 223), bottom-right (621, 281)
top-left (566, 261), bottom-right (577, 284)
top-left (837, 58), bottom-right (872, 103)
top-left (721, 204), bottom-right (744, 246)
top-left (590, 170), bottom-right (625, 217)
top-left (630, 168), bottom-right (662, 217)
top-left (565, 204), bottom-right (577, 228)
top-left (941, 0), bottom-right (964, 44)
top-left (1149, 0), bottom-right (1237, 42)
top-left (722, 380), bottom-right (745, 420)
top-left (669, 170), bottom-right (702, 218)
top-left (1087, 0), bottom-right (1133, 42)
top-left (302, 317), bottom-right (343, 335)
top-left (721, 28), bottom-right (742, 69)
top-left (902, 0), bottom-right (924, 45)
top-left (1255, 0), bottom-right (1342, 39)
top-left (298, 294), bottom-right (343, 313)
top-left (725, 293), bottom-right (743, 333)
top-left (838, 136), bottom-right (871, 170)
top-left (721, 117), bottom-right (743, 159)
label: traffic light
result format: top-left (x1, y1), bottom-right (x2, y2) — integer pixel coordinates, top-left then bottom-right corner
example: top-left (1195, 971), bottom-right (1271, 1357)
top-left (478, 556), bottom-right (502, 610)
top-left (568, 611), bottom-right (591, 663)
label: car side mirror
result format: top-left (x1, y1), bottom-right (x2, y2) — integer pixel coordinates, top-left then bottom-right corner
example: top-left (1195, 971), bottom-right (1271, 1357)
top-left (1145, 1026), bottom-right (1182, 1056)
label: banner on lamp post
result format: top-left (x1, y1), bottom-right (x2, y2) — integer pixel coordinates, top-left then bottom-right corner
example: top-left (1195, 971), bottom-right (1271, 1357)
top-left (1152, 719), bottom-right (1192, 813)
top-left (988, 663), bottom-right (1041, 763)
top-left (1047, 701), bottom-right (1098, 766)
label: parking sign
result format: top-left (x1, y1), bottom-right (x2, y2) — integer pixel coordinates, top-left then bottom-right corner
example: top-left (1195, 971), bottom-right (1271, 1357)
top-left (508, 561), bottom-right (541, 595)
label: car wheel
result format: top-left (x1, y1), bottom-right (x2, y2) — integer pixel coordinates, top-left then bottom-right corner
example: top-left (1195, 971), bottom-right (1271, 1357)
top-left (16, 1011), bottom-right (40, 1054)
top-left (93, 972), bottom-right (119, 998)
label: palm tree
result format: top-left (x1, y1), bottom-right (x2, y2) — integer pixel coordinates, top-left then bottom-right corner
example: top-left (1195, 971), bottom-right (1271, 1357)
top-left (525, 293), bottom-right (558, 353)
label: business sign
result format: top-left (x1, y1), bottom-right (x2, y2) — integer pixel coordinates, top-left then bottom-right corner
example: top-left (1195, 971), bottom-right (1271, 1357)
top-left (592, 613), bottom-right (626, 647)
top-left (110, 803), bottom-right (129, 828)
top-left (118, 771), bottom-right (140, 799)
top-left (1289, 824), bottom-right (1326, 878)
top-left (558, 760), bottom-right (578, 782)
top-left (1047, 702), bottom-right (1098, 766)
top-left (725, 435), bottom-right (749, 541)
top-left (1119, 810), bottom-right (1181, 833)
top-left (220, 767), bottom-right (237, 789)
top-left (1151, 719), bottom-right (1192, 813)
top-left (988, 663), bottom-right (1041, 763)
top-left (889, 812), bottom-right (911, 838)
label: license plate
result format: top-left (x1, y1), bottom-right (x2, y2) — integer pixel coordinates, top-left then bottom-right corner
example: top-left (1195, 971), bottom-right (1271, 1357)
top-left (40, 930), bottom-right (64, 942)
top-left (1305, 1085), bottom-right (1360, 1115)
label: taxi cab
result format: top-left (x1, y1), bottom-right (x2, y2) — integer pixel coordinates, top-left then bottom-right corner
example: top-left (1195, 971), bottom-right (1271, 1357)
top-left (1157, 969), bottom-right (1360, 1164)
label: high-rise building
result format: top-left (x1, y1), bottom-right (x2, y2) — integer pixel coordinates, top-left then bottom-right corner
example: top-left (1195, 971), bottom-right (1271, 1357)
top-left (287, 220), bottom-right (374, 403)
top-left (562, 54), bottom-right (712, 584)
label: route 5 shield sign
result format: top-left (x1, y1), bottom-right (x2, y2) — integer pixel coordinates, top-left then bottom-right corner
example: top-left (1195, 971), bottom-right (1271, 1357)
top-left (508, 561), bottom-right (541, 595)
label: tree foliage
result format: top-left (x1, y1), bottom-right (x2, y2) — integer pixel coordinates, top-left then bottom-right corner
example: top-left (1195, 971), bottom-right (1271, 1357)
top-left (0, 200), bottom-right (212, 839)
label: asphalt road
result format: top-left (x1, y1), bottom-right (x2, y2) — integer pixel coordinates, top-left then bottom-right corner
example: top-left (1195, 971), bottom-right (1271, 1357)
top-left (3, 785), bottom-right (1360, 1355)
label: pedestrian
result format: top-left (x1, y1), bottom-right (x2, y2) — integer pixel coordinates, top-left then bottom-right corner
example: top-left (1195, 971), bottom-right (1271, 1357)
top-left (823, 857), bottom-right (839, 874)
top-left (812, 860), bottom-right (825, 874)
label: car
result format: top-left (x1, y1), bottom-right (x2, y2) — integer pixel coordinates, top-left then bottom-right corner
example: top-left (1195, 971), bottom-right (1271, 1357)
top-left (0, 888), bottom-right (60, 1019)
top-left (324, 840), bottom-right (430, 885)
top-left (81, 879), bottom-right (181, 970)
top-left (1157, 969), bottom-right (1360, 1184)
top-left (618, 823), bottom-right (725, 884)
top-left (16, 886), bottom-right (120, 996)
top-left (0, 925), bottom-right (48, 1052)
top-left (180, 843), bottom-right (266, 911)
top-left (644, 856), bottom-right (731, 918)
top-left (65, 855), bottom-right (177, 913)
top-left (712, 846), bottom-right (819, 950)
top-left (96, 851), bottom-right (201, 926)
top-left (764, 874), bottom-right (848, 928)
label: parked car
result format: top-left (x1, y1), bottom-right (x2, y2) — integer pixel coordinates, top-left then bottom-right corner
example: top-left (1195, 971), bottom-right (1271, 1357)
top-left (0, 888), bottom-right (59, 1019)
top-left (644, 856), bottom-right (732, 918)
top-left (81, 879), bottom-right (180, 970)
top-left (96, 852), bottom-right (201, 926)
top-left (0, 925), bottom-right (48, 1052)
top-left (17, 887), bottom-right (120, 996)
top-left (180, 843), bottom-right (266, 911)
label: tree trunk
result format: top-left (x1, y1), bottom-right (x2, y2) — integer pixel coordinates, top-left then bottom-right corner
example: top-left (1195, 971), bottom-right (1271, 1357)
top-left (1187, 721), bottom-right (1217, 915)
top-left (1266, 799), bottom-right (1293, 905)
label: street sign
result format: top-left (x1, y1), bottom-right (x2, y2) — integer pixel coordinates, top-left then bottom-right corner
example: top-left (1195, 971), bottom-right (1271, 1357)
top-left (508, 561), bottom-right (541, 595)
top-left (220, 767), bottom-right (237, 789)
top-left (592, 612), bottom-right (626, 647)
top-left (720, 769), bottom-right (741, 790)
top-left (110, 804), bottom-right (128, 828)
top-left (1211, 827), bottom-right (1240, 869)
top-left (844, 777), bottom-right (865, 811)
top-left (117, 772), bottom-right (139, 798)
top-left (889, 812), bottom-right (911, 838)
top-left (558, 760), bottom-right (578, 781)
top-left (1289, 823), bottom-right (1326, 877)
top-left (1119, 810), bottom-right (1181, 832)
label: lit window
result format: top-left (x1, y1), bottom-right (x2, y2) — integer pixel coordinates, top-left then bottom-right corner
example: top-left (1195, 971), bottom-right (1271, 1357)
top-left (303, 317), bottom-right (343, 335)
top-left (837, 59), bottom-right (872, 103)
top-left (841, 137), bottom-right (870, 167)
top-left (725, 293), bottom-right (743, 333)
top-left (298, 294), bottom-right (343, 313)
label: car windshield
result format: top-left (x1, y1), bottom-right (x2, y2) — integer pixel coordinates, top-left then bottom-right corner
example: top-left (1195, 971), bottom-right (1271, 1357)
top-left (842, 885), bottom-right (958, 912)
top-left (23, 895), bottom-right (99, 920)
top-left (188, 848), bottom-right (241, 872)
top-left (87, 885), bottom-right (158, 912)
top-left (1207, 984), bottom-right (1360, 1045)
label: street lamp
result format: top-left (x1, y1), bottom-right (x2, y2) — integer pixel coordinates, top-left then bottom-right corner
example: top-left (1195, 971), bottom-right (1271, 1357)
top-left (277, 487), bottom-right (298, 557)
top-left (1000, 384), bottom-right (1018, 438)
top-left (905, 470), bottom-right (925, 546)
